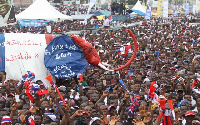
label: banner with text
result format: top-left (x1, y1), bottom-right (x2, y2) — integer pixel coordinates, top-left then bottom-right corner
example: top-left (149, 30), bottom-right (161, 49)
top-left (185, 3), bottom-right (189, 15)
top-left (157, 0), bottom-right (163, 17)
top-left (145, 6), bottom-right (151, 20)
top-left (163, 0), bottom-right (168, 18)
top-left (4, 33), bottom-right (49, 84)
top-left (18, 20), bottom-right (51, 28)
top-left (193, 5), bottom-right (197, 14)
top-left (44, 35), bottom-right (88, 79)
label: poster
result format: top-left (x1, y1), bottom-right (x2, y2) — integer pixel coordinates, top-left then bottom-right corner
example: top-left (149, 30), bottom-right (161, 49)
top-left (0, 0), bottom-right (16, 27)
top-left (18, 19), bottom-right (51, 28)
top-left (185, 3), bottom-right (189, 15)
top-left (193, 5), bottom-right (197, 14)
top-left (157, 0), bottom-right (163, 17)
top-left (163, 0), bottom-right (168, 18)
top-left (145, 8), bottom-right (151, 20)
top-left (2, 33), bottom-right (50, 84)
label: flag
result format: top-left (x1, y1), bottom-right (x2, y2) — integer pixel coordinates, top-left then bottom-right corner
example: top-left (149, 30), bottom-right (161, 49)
top-left (44, 113), bottom-right (56, 121)
top-left (125, 69), bottom-right (134, 80)
top-left (37, 89), bottom-right (48, 95)
top-left (192, 79), bottom-right (197, 88)
top-left (22, 71), bottom-right (35, 81)
top-left (121, 45), bottom-right (132, 58)
top-left (1, 96), bottom-right (6, 101)
top-left (77, 74), bottom-right (84, 82)
top-left (28, 116), bottom-right (35, 125)
top-left (149, 81), bottom-right (156, 98)
top-left (25, 86), bottom-right (33, 103)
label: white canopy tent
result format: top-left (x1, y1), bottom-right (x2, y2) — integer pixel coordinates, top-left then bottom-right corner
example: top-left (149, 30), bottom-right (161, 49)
top-left (131, 0), bottom-right (146, 16)
top-left (16, 0), bottom-right (73, 21)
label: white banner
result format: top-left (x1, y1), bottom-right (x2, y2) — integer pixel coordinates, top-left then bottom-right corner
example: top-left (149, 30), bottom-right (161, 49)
top-left (193, 5), bottom-right (197, 14)
top-left (4, 33), bottom-right (50, 85)
top-left (163, 0), bottom-right (168, 18)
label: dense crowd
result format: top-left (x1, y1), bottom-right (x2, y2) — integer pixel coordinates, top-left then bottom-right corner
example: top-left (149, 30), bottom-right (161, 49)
top-left (0, 14), bottom-right (200, 125)
top-left (9, 3), bottom-right (133, 34)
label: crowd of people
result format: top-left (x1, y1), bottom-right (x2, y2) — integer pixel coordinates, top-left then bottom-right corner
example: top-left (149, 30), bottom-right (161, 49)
top-left (0, 11), bottom-right (200, 125)
top-left (111, 2), bottom-right (126, 15)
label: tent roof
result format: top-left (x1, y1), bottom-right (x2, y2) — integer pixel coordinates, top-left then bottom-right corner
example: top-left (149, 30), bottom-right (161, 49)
top-left (100, 10), bottom-right (111, 17)
top-left (93, 11), bottom-right (102, 16)
top-left (15, 0), bottom-right (73, 21)
top-left (93, 10), bottom-right (111, 17)
top-left (131, 1), bottom-right (146, 16)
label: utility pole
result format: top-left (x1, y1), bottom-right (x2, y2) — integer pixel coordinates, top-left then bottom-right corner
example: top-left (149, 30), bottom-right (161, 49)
top-left (76, 0), bottom-right (80, 14)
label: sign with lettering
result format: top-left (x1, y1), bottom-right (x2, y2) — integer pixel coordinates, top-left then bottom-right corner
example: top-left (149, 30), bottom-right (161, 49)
top-left (3, 33), bottom-right (50, 84)
top-left (44, 35), bottom-right (88, 79)
top-left (18, 19), bottom-right (51, 28)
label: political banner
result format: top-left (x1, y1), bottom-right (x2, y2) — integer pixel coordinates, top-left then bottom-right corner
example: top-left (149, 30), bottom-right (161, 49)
top-left (0, 0), bottom-right (16, 27)
top-left (145, 8), bottom-right (151, 20)
top-left (44, 35), bottom-right (88, 79)
top-left (163, 0), bottom-right (168, 18)
top-left (157, 0), bottom-right (163, 17)
top-left (193, 5), bottom-right (197, 14)
top-left (185, 3), bottom-right (189, 15)
top-left (0, 33), bottom-right (55, 85)
top-left (18, 20), bottom-right (51, 28)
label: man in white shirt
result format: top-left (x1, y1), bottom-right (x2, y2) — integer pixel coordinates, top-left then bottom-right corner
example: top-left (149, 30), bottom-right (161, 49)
top-left (103, 18), bottom-right (110, 29)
